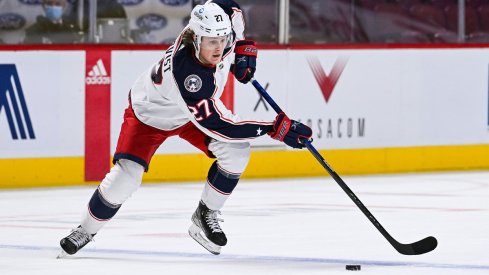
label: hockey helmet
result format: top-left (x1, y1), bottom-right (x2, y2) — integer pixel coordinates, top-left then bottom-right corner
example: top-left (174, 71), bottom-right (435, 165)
top-left (189, 3), bottom-right (233, 56)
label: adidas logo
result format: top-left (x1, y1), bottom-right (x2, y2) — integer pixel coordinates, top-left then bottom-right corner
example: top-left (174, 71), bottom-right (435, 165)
top-left (86, 59), bottom-right (111, 85)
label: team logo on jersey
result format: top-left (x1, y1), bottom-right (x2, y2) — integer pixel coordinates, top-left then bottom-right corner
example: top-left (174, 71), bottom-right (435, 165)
top-left (86, 59), bottom-right (111, 85)
top-left (184, 74), bottom-right (202, 93)
top-left (0, 64), bottom-right (36, 140)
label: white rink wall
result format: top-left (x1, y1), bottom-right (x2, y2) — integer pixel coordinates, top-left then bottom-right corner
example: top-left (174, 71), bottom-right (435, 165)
top-left (236, 48), bottom-right (489, 148)
top-left (1, 46), bottom-right (489, 187)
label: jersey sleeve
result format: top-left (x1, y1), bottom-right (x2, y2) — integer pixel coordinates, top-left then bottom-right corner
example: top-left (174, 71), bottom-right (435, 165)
top-left (173, 53), bottom-right (273, 141)
top-left (230, 5), bottom-right (245, 40)
top-left (200, 96), bottom-right (274, 141)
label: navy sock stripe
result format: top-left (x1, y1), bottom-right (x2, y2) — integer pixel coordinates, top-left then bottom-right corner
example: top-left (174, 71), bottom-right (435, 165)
top-left (207, 161), bottom-right (240, 194)
top-left (216, 164), bottom-right (241, 179)
top-left (206, 179), bottom-right (230, 195)
top-left (88, 189), bottom-right (121, 220)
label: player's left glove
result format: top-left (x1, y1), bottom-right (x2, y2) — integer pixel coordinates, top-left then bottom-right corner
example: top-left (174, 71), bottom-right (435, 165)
top-left (269, 112), bottom-right (312, 149)
top-left (232, 40), bottom-right (257, 84)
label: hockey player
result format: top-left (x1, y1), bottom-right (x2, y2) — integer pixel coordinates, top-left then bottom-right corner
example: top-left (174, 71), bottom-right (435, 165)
top-left (59, 0), bottom-right (312, 256)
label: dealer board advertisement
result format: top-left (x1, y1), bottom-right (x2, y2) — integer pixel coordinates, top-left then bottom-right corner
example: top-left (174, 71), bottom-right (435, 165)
top-left (235, 49), bottom-right (489, 149)
top-left (0, 51), bottom-right (85, 159)
top-left (1, 48), bottom-right (488, 160)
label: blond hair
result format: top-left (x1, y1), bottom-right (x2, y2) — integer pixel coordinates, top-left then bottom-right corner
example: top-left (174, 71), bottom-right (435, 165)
top-left (182, 29), bottom-right (195, 48)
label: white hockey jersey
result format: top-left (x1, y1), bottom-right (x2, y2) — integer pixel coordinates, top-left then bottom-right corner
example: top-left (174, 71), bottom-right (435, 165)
top-left (129, 21), bottom-right (274, 143)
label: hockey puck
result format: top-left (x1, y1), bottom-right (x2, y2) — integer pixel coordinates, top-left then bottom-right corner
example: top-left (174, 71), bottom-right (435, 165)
top-left (345, 265), bottom-right (361, 271)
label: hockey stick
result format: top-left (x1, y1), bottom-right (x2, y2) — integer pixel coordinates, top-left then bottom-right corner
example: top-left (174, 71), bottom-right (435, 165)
top-left (250, 78), bottom-right (437, 255)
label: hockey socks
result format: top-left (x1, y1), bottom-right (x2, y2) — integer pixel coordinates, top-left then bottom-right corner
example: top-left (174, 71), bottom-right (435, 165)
top-left (80, 188), bottom-right (122, 235)
top-left (201, 160), bottom-right (240, 210)
top-left (88, 188), bottom-right (122, 220)
top-left (190, 161), bottom-right (241, 255)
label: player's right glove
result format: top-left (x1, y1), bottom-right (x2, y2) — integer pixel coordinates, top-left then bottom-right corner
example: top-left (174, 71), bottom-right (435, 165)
top-left (269, 112), bottom-right (312, 149)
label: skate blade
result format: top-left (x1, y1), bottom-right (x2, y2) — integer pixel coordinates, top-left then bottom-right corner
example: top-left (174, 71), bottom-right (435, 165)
top-left (188, 223), bottom-right (221, 255)
top-left (56, 250), bottom-right (68, 259)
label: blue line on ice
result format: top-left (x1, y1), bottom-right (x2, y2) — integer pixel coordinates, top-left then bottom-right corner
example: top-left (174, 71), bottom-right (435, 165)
top-left (1, 244), bottom-right (487, 271)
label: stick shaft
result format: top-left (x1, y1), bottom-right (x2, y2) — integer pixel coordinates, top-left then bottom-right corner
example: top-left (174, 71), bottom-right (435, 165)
top-left (250, 78), bottom-right (436, 255)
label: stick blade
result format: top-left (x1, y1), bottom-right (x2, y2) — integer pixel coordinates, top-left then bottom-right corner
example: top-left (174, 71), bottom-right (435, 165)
top-left (411, 236), bottom-right (438, 255)
top-left (397, 236), bottom-right (438, 255)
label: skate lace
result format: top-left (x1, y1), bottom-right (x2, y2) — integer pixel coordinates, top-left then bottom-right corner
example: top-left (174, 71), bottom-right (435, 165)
top-left (68, 228), bottom-right (93, 247)
top-left (205, 210), bottom-right (224, 233)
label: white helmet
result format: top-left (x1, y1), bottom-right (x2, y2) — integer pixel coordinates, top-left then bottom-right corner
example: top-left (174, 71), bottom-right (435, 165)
top-left (189, 3), bottom-right (232, 37)
top-left (188, 3), bottom-right (233, 58)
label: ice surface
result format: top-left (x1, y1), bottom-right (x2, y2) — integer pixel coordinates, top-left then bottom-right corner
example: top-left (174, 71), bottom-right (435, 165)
top-left (0, 171), bottom-right (488, 274)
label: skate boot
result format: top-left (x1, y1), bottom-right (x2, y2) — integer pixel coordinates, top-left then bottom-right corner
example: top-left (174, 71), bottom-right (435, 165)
top-left (58, 226), bottom-right (95, 258)
top-left (188, 201), bottom-right (227, 255)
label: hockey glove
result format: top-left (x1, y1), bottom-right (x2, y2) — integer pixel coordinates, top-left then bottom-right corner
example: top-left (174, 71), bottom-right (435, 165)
top-left (232, 40), bottom-right (257, 84)
top-left (269, 112), bottom-right (312, 149)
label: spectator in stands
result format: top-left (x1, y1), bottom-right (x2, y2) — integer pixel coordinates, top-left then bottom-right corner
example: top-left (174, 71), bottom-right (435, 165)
top-left (72, 0), bottom-right (127, 31)
top-left (24, 0), bottom-right (81, 44)
top-left (97, 0), bottom-right (126, 19)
